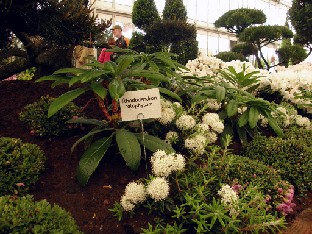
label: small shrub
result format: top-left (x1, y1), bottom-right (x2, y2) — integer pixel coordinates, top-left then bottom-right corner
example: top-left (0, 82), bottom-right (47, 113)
top-left (17, 67), bottom-right (36, 80)
top-left (19, 95), bottom-right (84, 137)
top-left (0, 137), bottom-right (46, 196)
top-left (0, 195), bottom-right (82, 233)
top-left (243, 134), bottom-right (312, 195)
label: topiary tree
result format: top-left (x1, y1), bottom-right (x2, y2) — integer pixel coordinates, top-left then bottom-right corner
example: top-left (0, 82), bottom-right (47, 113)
top-left (231, 43), bottom-right (255, 57)
top-left (215, 51), bottom-right (247, 62)
top-left (215, 8), bottom-right (266, 35)
top-left (131, 0), bottom-right (198, 64)
top-left (163, 0), bottom-right (187, 22)
top-left (289, 0), bottom-right (312, 56)
top-left (0, 0), bottom-right (111, 80)
top-left (239, 25), bottom-right (293, 69)
top-left (132, 0), bottom-right (160, 30)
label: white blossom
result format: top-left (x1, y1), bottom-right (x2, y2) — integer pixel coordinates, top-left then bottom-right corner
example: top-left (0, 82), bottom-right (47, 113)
top-left (175, 114), bottom-right (196, 130)
top-left (120, 182), bottom-right (146, 211)
top-left (146, 177), bottom-right (170, 201)
top-left (165, 131), bottom-right (179, 144)
top-left (185, 134), bottom-right (207, 155)
top-left (218, 184), bottom-right (239, 216)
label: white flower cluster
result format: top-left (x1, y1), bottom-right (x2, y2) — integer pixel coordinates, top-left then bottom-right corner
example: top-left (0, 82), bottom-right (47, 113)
top-left (150, 150), bottom-right (185, 177)
top-left (120, 150), bottom-right (186, 211)
top-left (218, 184), bottom-right (239, 216)
top-left (182, 56), bottom-right (226, 77)
top-left (146, 177), bottom-right (170, 201)
top-left (185, 134), bottom-right (207, 155)
top-left (206, 98), bottom-right (222, 111)
top-left (120, 182), bottom-right (146, 211)
top-left (259, 106), bottom-right (311, 130)
top-left (260, 62), bottom-right (312, 114)
top-left (158, 99), bottom-right (176, 125)
top-left (202, 113), bottom-right (224, 133)
top-left (175, 114), bottom-right (196, 130)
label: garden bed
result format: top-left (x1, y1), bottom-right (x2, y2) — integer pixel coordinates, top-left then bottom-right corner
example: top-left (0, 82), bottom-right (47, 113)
top-left (0, 80), bottom-right (311, 234)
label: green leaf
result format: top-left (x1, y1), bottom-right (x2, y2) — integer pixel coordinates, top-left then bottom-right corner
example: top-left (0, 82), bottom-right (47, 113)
top-left (90, 82), bottom-right (107, 99)
top-left (69, 76), bottom-right (82, 87)
top-left (134, 133), bottom-right (174, 153)
top-left (35, 75), bottom-right (69, 83)
top-left (53, 68), bottom-right (85, 75)
top-left (215, 85), bottom-right (226, 103)
top-left (71, 128), bottom-right (106, 153)
top-left (130, 70), bottom-right (169, 82)
top-left (81, 70), bottom-right (108, 83)
top-left (108, 78), bottom-right (126, 100)
top-left (116, 56), bottom-right (134, 75)
top-left (51, 78), bottom-right (70, 88)
top-left (238, 110), bottom-right (249, 127)
top-left (267, 116), bottom-right (284, 137)
top-left (67, 118), bottom-right (108, 126)
top-left (226, 100), bottom-right (238, 117)
top-left (77, 135), bottom-right (113, 186)
top-left (48, 88), bottom-right (86, 117)
top-left (236, 126), bottom-right (248, 144)
top-left (248, 107), bottom-right (259, 128)
top-left (116, 129), bottom-right (141, 171)
top-left (158, 87), bottom-right (182, 102)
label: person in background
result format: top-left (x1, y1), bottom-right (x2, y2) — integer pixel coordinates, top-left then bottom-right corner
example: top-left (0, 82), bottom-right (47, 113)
top-left (98, 37), bottom-right (116, 63)
top-left (111, 25), bottom-right (129, 49)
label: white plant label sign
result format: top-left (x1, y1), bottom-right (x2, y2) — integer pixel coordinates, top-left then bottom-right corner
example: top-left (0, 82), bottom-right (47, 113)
top-left (119, 88), bottom-right (161, 121)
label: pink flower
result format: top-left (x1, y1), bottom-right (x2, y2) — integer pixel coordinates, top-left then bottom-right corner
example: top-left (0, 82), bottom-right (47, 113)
top-left (232, 184), bottom-right (243, 193)
top-left (16, 183), bottom-right (25, 187)
top-left (30, 130), bottom-right (35, 136)
top-left (277, 188), bottom-right (283, 193)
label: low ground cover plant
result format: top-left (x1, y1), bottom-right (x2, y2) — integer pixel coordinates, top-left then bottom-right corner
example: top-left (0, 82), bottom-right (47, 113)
top-left (243, 128), bottom-right (312, 195)
top-left (111, 142), bottom-right (292, 233)
top-left (0, 137), bottom-right (46, 196)
top-left (0, 195), bottom-right (82, 233)
top-left (19, 95), bottom-right (84, 137)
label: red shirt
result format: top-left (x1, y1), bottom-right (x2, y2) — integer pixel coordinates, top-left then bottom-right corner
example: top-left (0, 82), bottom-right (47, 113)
top-left (98, 48), bottom-right (113, 63)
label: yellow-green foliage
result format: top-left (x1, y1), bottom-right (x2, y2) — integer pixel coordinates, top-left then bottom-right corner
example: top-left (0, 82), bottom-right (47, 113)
top-left (0, 137), bottom-right (46, 196)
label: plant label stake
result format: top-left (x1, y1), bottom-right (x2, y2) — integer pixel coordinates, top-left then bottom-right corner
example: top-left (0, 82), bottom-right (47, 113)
top-left (119, 88), bottom-right (161, 122)
top-left (137, 113), bottom-right (148, 176)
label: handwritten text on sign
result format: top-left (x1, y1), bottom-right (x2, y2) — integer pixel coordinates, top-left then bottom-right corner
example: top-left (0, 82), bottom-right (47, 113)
top-left (119, 88), bottom-right (161, 121)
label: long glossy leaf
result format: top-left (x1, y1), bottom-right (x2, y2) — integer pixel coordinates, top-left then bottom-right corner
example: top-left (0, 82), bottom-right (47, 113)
top-left (238, 110), bottom-right (249, 127)
top-left (116, 56), bottom-right (134, 75)
top-left (215, 85), bottom-right (226, 103)
top-left (77, 135), bottom-right (113, 186)
top-left (267, 116), bottom-right (284, 137)
top-left (116, 129), bottom-right (141, 171)
top-left (81, 70), bottom-right (108, 83)
top-left (130, 70), bottom-right (169, 82)
top-left (108, 78), bottom-right (126, 100)
top-left (248, 107), bottom-right (259, 129)
top-left (226, 100), bottom-right (238, 117)
top-left (48, 88), bottom-right (86, 117)
top-left (71, 128), bottom-right (106, 153)
top-left (35, 75), bottom-right (69, 83)
top-left (158, 87), bottom-right (182, 102)
top-left (67, 118), bottom-right (108, 126)
top-left (134, 133), bottom-right (174, 153)
top-left (91, 82), bottom-right (107, 99)
top-left (53, 68), bottom-right (85, 75)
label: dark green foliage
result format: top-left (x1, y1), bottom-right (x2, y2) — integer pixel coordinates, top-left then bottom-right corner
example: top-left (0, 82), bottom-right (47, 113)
top-left (215, 8), bottom-right (266, 34)
top-left (163, 0), bottom-right (187, 22)
top-left (289, 0), bottom-right (312, 52)
top-left (132, 0), bottom-right (160, 30)
top-left (19, 95), bottom-right (84, 137)
top-left (215, 51), bottom-right (247, 62)
top-left (231, 43), bottom-right (255, 57)
top-left (0, 195), bottom-right (82, 233)
top-left (239, 25), bottom-right (293, 44)
top-left (277, 44), bottom-right (307, 67)
top-left (0, 137), bottom-right (46, 196)
top-left (129, 31), bottom-right (163, 54)
top-left (145, 20), bottom-right (198, 64)
top-left (243, 133), bottom-right (312, 195)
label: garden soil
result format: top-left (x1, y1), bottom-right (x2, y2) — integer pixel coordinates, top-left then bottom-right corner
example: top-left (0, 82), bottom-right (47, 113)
top-left (0, 80), bottom-right (311, 234)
